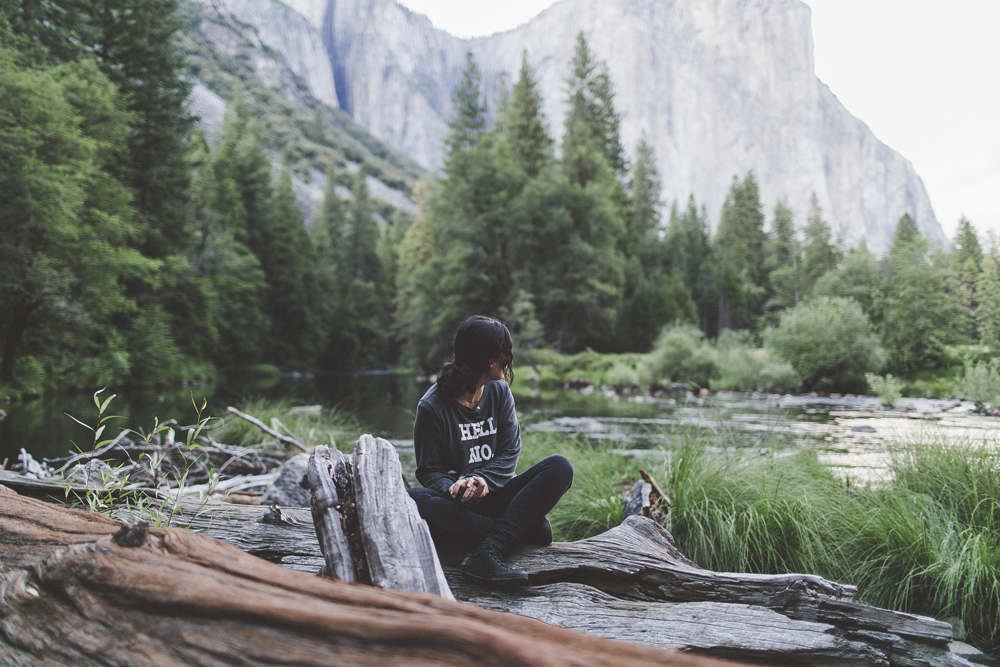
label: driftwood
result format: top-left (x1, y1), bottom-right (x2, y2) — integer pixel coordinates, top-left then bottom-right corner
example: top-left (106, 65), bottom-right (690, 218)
top-left (0, 484), bottom-right (733, 667)
top-left (1, 432), bottom-right (976, 666)
top-left (445, 518), bottom-right (968, 667)
top-left (50, 479), bottom-right (971, 666)
top-left (307, 437), bottom-right (452, 598)
top-left (227, 406), bottom-right (308, 451)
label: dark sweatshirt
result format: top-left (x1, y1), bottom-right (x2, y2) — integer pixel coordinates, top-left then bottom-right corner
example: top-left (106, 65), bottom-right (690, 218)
top-left (412, 380), bottom-right (520, 496)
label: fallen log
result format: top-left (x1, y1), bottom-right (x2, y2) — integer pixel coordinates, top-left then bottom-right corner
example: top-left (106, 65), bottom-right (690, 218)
top-left (0, 484), bottom-right (739, 667)
top-left (299, 436), bottom-right (970, 667)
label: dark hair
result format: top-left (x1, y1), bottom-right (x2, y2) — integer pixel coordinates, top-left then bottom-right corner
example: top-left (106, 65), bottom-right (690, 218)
top-left (437, 316), bottom-right (514, 399)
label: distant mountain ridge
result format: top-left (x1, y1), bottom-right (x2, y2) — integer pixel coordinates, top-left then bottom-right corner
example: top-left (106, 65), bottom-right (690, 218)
top-left (189, 0), bottom-right (944, 253)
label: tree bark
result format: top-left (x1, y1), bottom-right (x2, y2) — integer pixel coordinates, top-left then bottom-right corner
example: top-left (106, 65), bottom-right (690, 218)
top-left (0, 484), bottom-right (738, 667)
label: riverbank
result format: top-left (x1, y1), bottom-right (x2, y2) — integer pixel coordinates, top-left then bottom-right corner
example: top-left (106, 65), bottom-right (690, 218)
top-left (518, 427), bottom-right (1000, 656)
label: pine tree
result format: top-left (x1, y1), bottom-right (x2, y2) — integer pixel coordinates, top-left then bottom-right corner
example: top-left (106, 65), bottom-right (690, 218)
top-left (975, 254), bottom-right (1000, 346)
top-left (952, 215), bottom-right (983, 271)
top-left (90, 0), bottom-right (193, 253)
top-left (714, 172), bottom-right (767, 332)
top-left (446, 51), bottom-right (487, 159)
top-left (666, 196), bottom-right (713, 333)
top-left (343, 170), bottom-right (390, 365)
top-left (881, 214), bottom-right (966, 374)
top-left (800, 193), bottom-right (841, 294)
top-left (0, 51), bottom-right (148, 385)
top-left (765, 199), bottom-right (799, 317)
top-left (562, 33), bottom-right (624, 186)
top-left (502, 50), bottom-right (552, 178)
top-left (259, 170), bottom-right (321, 367)
top-left (628, 135), bottom-right (661, 259)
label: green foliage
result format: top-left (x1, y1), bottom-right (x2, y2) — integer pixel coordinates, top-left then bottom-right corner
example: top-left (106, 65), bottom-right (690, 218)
top-left (0, 44), bottom-right (154, 387)
top-left (712, 331), bottom-right (801, 394)
top-left (811, 244), bottom-right (881, 322)
top-left (767, 297), bottom-right (884, 392)
top-left (646, 324), bottom-right (717, 388)
top-left (665, 196), bottom-right (714, 331)
top-left (881, 215), bottom-right (967, 374)
top-left (501, 51), bottom-right (552, 178)
top-left (864, 373), bottom-right (904, 407)
top-left (562, 32), bottom-right (624, 184)
top-left (715, 172), bottom-right (767, 333)
top-left (262, 171), bottom-right (322, 367)
top-left (446, 52), bottom-right (487, 157)
top-left (799, 194), bottom-right (842, 295)
top-left (953, 360), bottom-right (1000, 406)
top-left (764, 199), bottom-right (799, 318)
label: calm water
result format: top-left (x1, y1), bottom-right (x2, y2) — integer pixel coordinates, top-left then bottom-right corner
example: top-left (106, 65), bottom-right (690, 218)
top-left (1, 374), bottom-right (992, 482)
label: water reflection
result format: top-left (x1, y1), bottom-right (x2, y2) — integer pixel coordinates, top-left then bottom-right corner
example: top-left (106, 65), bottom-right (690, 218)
top-left (3, 376), bottom-right (995, 484)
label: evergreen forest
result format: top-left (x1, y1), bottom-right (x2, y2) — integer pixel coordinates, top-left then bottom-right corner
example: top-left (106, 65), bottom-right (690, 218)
top-left (3, 1), bottom-right (998, 400)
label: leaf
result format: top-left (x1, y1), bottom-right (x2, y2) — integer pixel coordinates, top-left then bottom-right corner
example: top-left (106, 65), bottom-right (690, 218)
top-left (93, 388), bottom-right (106, 409)
top-left (65, 413), bottom-right (95, 432)
top-left (100, 393), bottom-right (117, 414)
top-left (94, 425), bottom-right (106, 442)
top-left (100, 414), bottom-right (123, 424)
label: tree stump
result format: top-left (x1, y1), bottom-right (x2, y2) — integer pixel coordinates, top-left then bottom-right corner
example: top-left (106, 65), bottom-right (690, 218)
top-left (307, 436), bottom-right (452, 598)
top-left (0, 484), bottom-right (741, 667)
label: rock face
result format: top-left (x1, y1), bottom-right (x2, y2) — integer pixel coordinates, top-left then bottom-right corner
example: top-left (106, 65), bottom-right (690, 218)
top-left (194, 0), bottom-right (945, 253)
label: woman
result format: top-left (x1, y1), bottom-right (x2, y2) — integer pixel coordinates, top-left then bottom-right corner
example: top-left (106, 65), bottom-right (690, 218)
top-left (407, 316), bottom-right (573, 584)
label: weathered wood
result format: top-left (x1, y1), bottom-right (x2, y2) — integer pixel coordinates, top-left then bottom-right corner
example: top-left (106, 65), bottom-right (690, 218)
top-left (466, 583), bottom-right (887, 666)
top-left (0, 484), bottom-right (742, 667)
top-left (305, 445), bottom-right (357, 581)
top-left (504, 516), bottom-right (855, 608)
top-left (353, 435), bottom-right (453, 599)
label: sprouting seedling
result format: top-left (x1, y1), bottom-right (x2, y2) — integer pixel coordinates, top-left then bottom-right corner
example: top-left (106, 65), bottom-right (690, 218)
top-left (64, 388), bottom-right (123, 452)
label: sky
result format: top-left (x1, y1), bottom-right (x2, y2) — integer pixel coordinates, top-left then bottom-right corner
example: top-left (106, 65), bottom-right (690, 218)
top-left (396, 0), bottom-right (1000, 240)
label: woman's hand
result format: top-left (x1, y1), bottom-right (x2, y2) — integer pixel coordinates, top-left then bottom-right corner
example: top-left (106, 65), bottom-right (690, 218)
top-left (449, 476), bottom-right (489, 503)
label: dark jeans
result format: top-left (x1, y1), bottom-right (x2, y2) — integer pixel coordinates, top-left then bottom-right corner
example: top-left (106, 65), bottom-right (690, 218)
top-left (408, 455), bottom-right (573, 552)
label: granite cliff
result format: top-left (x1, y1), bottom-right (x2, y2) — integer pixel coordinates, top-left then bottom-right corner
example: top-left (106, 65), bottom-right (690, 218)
top-left (187, 0), bottom-right (944, 252)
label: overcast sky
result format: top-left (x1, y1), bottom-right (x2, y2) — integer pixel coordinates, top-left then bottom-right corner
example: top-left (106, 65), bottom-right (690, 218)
top-left (396, 0), bottom-right (1000, 240)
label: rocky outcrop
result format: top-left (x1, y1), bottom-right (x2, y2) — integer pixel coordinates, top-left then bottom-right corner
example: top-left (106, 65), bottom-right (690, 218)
top-left (192, 0), bottom-right (945, 252)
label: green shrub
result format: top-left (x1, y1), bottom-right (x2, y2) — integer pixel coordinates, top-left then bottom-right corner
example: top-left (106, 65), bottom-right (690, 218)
top-left (865, 373), bottom-right (904, 407)
top-left (605, 361), bottom-right (642, 389)
top-left (647, 324), bottom-right (717, 388)
top-left (953, 360), bottom-right (1000, 406)
top-left (712, 332), bottom-right (801, 393)
top-left (767, 297), bottom-right (884, 392)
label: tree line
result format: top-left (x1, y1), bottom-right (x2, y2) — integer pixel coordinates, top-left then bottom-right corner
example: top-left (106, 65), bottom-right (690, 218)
top-left (395, 38), bottom-right (998, 384)
top-left (2, 6), bottom-right (996, 395)
top-left (0, 0), bottom-right (402, 393)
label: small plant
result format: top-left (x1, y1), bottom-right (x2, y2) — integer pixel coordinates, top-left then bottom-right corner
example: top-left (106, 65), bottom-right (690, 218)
top-left (865, 373), bottom-right (904, 407)
top-left (61, 391), bottom-right (225, 527)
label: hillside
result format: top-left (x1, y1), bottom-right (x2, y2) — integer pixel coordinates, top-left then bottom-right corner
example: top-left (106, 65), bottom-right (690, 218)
top-left (177, 0), bottom-right (424, 219)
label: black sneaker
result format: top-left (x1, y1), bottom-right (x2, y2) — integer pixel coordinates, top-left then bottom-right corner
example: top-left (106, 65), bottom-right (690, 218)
top-left (462, 549), bottom-right (529, 585)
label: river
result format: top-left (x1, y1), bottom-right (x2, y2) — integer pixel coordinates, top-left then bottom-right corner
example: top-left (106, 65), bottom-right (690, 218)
top-left (1, 373), bottom-right (994, 482)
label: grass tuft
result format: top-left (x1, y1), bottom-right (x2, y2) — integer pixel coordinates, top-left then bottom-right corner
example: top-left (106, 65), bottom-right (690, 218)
top-left (521, 429), bottom-right (1000, 653)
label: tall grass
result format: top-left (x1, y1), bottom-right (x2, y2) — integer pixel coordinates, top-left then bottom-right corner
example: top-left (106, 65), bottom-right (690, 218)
top-left (213, 398), bottom-right (360, 453)
top-left (521, 430), bottom-right (1000, 653)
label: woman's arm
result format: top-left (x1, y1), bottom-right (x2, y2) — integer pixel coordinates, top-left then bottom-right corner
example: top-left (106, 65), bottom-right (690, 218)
top-left (413, 401), bottom-right (457, 496)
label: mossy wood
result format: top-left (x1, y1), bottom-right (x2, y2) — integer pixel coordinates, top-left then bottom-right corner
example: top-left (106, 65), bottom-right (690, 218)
top-left (0, 484), bottom-right (737, 667)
